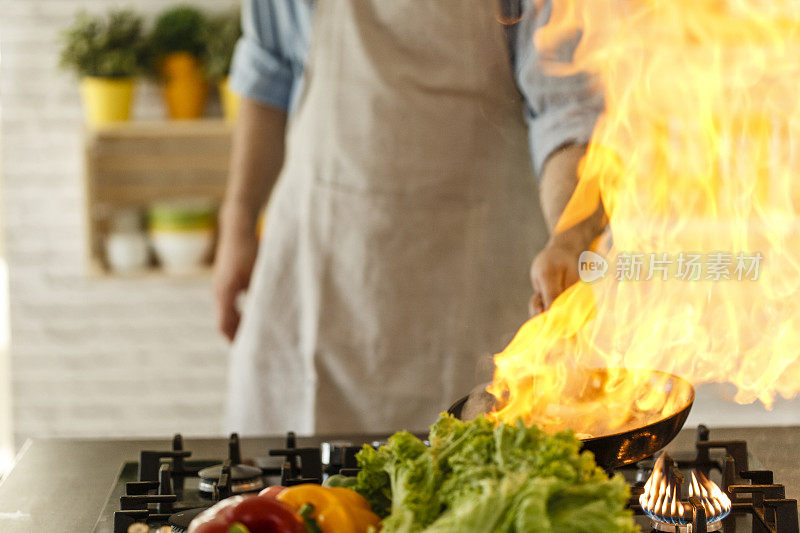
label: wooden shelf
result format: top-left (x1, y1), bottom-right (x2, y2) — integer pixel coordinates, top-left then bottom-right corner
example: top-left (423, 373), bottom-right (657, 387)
top-left (83, 119), bottom-right (231, 275)
top-left (86, 265), bottom-right (215, 280)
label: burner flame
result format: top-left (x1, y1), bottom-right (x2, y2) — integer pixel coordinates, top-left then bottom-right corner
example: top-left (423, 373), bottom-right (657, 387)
top-left (640, 454), bottom-right (686, 525)
top-left (689, 469), bottom-right (733, 524)
top-left (640, 454), bottom-right (732, 527)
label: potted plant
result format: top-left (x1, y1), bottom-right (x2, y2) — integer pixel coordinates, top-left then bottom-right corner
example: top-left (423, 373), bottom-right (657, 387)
top-left (203, 10), bottom-right (242, 124)
top-left (60, 9), bottom-right (147, 126)
top-left (150, 5), bottom-right (208, 119)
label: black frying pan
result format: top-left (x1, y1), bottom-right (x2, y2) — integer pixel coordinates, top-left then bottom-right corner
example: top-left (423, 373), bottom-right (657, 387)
top-left (447, 369), bottom-right (694, 469)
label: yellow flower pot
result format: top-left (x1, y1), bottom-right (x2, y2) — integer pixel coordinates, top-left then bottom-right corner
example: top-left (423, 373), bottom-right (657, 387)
top-left (219, 77), bottom-right (241, 125)
top-left (80, 77), bottom-right (135, 127)
top-left (161, 52), bottom-right (209, 119)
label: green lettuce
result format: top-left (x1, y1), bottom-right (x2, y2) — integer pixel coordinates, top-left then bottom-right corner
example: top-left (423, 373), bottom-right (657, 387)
top-left (353, 414), bottom-right (638, 533)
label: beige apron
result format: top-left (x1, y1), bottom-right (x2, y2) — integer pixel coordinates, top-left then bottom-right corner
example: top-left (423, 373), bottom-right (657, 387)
top-left (225, 0), bottom-right (548, 435)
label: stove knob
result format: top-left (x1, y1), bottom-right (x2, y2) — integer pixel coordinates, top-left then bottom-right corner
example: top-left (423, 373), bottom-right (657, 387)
top-left (321, 441), bottom-right (350, 465)
top-left (321, 441), bottom-right (360, 474)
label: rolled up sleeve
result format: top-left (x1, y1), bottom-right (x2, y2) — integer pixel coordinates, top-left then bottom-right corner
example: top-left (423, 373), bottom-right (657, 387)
top-left (515, 1), bottom-right (604, 177)
top-left (229, 0), bottom-right (296, 111)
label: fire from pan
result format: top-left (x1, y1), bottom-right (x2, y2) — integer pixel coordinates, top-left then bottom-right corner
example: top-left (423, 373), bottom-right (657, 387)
top-left (447, 368), bottom-right (694, 469)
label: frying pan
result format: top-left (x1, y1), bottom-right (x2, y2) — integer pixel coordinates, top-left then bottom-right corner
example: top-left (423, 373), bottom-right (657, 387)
top-left (447, 369), bottom-right (694, 469)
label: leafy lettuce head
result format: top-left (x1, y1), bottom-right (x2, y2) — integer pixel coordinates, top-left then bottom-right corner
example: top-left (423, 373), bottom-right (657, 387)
top-left (354, 414), bottom-right (637, 533)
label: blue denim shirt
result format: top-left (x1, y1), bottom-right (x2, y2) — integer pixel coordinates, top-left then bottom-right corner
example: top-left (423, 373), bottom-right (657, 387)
top-left (230, 0), bottom-right (603, 176)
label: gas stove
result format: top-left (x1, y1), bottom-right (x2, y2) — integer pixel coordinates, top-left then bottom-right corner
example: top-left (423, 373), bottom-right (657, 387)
top-left (94, 425), bottom-right (798, 533)
top-left (95, 432), bottom-right (373, 533)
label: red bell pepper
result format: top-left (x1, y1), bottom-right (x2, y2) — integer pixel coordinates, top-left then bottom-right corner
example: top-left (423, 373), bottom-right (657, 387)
top-left (259, 486), bottom-right (288, 499)
top-left (187, 492), bottom-right (304, 533)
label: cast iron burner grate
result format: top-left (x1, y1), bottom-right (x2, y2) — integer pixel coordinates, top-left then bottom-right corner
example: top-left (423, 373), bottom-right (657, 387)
top-left (111, 432), bottom-right (343, 533)
top-left (109, 426), bottom-right (798, 533)
top-left (623, 426), bottom-right (799, 533)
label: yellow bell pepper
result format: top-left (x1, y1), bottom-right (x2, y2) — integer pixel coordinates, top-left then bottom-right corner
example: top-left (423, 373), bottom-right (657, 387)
top-left (277, 484), bottom-right (381, 533)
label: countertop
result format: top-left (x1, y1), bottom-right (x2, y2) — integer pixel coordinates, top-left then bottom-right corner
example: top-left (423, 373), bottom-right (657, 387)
top-left (0, 433), bottom-right (389, 533)
top-left (0, 426), bottom-right (797, 533)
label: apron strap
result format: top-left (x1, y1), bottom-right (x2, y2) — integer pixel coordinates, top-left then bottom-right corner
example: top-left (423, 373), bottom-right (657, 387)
top-left (500, 0), bottom-right (524, 67)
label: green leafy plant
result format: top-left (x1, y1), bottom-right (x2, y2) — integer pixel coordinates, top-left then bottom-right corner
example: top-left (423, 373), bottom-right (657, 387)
top-left (202, 9), bottom-right (242, 81)
top-left (59, 9), bottom-right (147, 78)
top-left (150, 5), bottom-right (207, 59)
top-left (354, 414), bottom-right (638, 533)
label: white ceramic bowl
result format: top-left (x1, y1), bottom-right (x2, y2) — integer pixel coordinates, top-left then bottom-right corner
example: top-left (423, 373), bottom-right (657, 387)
top-left (149, 229), bottom-right (213, 275)
top-left (106, 232), bottom-right (150, 274)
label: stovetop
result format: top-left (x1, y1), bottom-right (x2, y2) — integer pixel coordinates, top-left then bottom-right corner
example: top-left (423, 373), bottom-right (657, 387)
top-left (94, 425), bottom-right (799, 533)
top-left (94, 432), bottom-right (382, 533)
top-left (620, 425), bottom-right (799, 532)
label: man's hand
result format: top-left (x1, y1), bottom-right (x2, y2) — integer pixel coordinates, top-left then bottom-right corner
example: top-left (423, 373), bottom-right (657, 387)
top-left (213, 213), bottom-right (259, 341)
top-left (529, 239), bottom-right (582, 316)
top-left (531, 144), bottom-right (606, 316)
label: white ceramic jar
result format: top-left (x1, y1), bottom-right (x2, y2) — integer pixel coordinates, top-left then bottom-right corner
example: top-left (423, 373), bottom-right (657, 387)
top-left (105, 231), bottom-right (150, 274)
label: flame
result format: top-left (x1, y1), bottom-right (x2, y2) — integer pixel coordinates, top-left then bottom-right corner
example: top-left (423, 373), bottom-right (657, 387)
top-left (689, 470), bottom-right (733, 523)
top-left (639, 454), bottom-right (686, 524)
top-left (489, 0), bottom-right (800, 435)
top-left (639, 454), bottom-right (731, 526)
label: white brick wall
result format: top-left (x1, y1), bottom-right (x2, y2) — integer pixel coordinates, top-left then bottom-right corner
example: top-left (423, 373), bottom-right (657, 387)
top-left (0, 0), bottom-right (238, 443)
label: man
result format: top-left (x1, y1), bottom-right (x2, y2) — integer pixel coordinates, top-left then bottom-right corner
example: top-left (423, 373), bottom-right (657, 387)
top-left (214, 0), bottom-right (605, 435)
